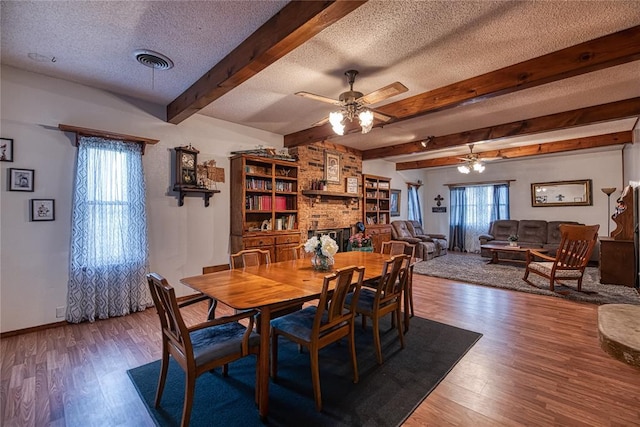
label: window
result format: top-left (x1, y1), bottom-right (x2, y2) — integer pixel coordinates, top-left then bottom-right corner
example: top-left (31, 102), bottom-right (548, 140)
top-left (449, 183), bottom-right (509, 252)
top-left (67, 136), bottom-right (151, 323)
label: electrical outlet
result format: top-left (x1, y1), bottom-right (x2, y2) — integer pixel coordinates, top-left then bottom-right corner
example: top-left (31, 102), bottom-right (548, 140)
top-left (56, 306), bottom-right (65, 318)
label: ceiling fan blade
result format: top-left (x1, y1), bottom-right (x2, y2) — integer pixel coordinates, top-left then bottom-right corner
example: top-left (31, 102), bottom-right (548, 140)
top-left (479, 156), bottom-right (505, 162)
top-left (310, 116), bottom-right (330, 127)
top-left (358, 82), bottom-right (408, 105)
top-left (371, 110), bottom-right (393, 123)
top-left (295, 91), bottom-right (340, 105)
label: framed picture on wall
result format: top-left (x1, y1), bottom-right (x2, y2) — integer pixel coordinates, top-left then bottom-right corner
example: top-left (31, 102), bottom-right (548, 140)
top-left (8, 168), bottom-right (34, 191)
top-left (390, 189), bottom-right (401, 216)
top-left (324, 150), bottom-right (341, 184)
top-left (31, 199), bottom-right (55, 221)
top-left (0, 138), bottom-right (13, 162)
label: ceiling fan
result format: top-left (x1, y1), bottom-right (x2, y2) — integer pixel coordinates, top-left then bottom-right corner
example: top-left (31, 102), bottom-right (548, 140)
top-left (295, 69), bottom-right (408, 135)
top-left (455, 144), bottom-right (503, 174)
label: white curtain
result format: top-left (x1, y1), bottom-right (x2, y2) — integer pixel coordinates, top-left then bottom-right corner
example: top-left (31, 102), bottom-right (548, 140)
top-left (407, 185), bottom-right (422, 223)
top-left (67, 137), bottom-right (152, 323)
top-left (450, 184), bottom-right (509, 253)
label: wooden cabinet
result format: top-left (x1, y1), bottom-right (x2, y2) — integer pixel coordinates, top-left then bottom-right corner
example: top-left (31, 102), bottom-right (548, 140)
top-left (230, 154), bottom-right (300, 262)
top-left (368, 224), bottom-right (392, 253)
top-left (600, 238), bottom-right (635, 286)
top-left (363, 174), bottom-right (391, 226)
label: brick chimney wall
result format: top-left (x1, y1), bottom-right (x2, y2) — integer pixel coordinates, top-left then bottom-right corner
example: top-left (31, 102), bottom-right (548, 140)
top-left (288, 142), bottom-right (363, 236)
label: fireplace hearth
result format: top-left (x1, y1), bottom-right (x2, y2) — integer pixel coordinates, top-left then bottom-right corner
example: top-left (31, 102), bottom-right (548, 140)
top-left (308, 227), bottom-right (352, 252)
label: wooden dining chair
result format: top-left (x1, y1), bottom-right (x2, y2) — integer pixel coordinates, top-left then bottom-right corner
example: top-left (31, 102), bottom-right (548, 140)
top-left (347, 254), bottom-right (409, 364)
top-left (291, 243), bottom-right (311, 259)
top-left (230, 248), bottom-right (271, 269)
top-left (523, 224), bottom-right (600, 292)
top-left (270, 265), bottom-right (365, 412)
top-left (381, 240), bottom-right (417, 327)
top-left (146, 273), bottom-right (260, 427)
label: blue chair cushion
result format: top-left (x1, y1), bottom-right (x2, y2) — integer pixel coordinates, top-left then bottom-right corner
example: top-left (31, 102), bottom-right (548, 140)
top-left (271, 306), bottom-right (348, 342)
top-left (190, 322), bottom-right (260, 366)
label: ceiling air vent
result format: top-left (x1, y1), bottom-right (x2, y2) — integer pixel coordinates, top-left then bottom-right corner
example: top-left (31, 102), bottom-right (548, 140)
top-left (133, 49), bottom-right (174, 70)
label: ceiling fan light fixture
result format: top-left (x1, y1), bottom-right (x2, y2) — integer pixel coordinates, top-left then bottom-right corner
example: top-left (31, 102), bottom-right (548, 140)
top-left (457, 164), bottom-right (471, 174)
top-left (472, 160), bottom-right (485, 172)
top-left (359, 109), bottom-right (374, 134)
top-left (329, 111), bottom-right (345, 135)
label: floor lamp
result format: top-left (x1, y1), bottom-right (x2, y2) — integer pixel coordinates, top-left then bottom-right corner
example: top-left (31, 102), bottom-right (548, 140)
top-left (601, 187), bottom-right (617, 236)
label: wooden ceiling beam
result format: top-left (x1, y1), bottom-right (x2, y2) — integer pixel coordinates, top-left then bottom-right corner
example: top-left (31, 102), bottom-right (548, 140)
top-left (167, 1), bottom-right (367, 124)
top-left (363, 97), bottom-right (640, 160)
top-left (395, 131), bottom-right (632, 171)
top-left (284, 25), bottom-right (640, 147)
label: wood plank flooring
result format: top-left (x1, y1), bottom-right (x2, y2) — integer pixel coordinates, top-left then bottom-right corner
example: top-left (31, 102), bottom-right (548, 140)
top-left (2, 275), bottom-right (639, 426)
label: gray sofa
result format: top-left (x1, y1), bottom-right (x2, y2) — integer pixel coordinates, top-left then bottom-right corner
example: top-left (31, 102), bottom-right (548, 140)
top-left (479, 219), bottom-right (599, 262)
top-left (390, 220), bottom-right (448, 260)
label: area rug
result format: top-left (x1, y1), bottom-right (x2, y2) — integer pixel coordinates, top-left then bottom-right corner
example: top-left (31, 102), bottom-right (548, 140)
top-left (128, 317), bottom-right (481, 427)
top-left (414, 253), bottom-right (639, 305)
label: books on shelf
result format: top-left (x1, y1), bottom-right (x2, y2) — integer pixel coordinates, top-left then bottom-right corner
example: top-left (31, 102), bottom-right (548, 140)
top-left (275, 214), bottom-right (296, 230)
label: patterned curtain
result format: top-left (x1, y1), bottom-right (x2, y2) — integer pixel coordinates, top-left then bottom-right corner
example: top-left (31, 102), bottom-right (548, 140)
top-left (407, 185), bottom-right (423, 224)
top-left (449, 184), bottom-right (510, 253)
top-left (67, 137), bottom-right (152, 323)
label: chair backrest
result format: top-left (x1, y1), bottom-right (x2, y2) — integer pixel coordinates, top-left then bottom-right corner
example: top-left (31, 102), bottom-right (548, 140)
top-left (291, 243), bottom-right (310, 260)
top-left (202, 264), bottom-right (230, 274)
top-left (376, 254), bottom-right (410, 305)
top-left (230, 249), bottom-right (271, 269)
top-left (381, 240), bottom-right (416, 261)
top-left (314, 265), bottom-right (365, 335)
top-left (407, 220), bottom-right (426, 237)
top-left (555, 224), bottom-right (600, 269)
top-left (147, 273), bottom-right (193, 360)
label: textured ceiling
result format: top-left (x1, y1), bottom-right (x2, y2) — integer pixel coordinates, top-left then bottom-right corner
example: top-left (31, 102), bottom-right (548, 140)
top-left (1, 0), bottom-right (639, 165)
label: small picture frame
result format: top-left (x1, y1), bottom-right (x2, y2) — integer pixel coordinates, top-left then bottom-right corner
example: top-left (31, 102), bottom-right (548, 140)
top-left (0, 138), bottom-right (13, 162)
top-left (324, 150), bottom-right (341, 184)
top-left (390, 189), bottom-right (401, 217)
top-left (346, 177), bottom-right (358, 194)
top-left (8, 168), bottom-right (34, 192)
top-left (31, 199), bottom-right (55, 221)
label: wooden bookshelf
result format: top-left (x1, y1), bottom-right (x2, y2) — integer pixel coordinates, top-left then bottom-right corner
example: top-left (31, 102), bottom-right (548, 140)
top-left (230, 154), bottom-right (300, 262)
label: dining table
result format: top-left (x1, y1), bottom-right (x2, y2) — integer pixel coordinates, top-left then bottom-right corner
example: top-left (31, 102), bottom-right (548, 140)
top-left (179, 250), bottom-right (410, 419)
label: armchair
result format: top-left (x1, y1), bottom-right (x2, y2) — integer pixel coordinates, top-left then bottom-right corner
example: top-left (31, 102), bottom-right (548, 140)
top-left (407, 220), bottom-right (448, 256)
top-left (390, 220), bottom-right (429, 259)
top-left (523, 224), bottom-right (599, 292)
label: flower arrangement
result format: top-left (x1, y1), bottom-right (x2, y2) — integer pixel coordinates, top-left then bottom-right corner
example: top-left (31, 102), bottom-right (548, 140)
top-left (349, 232), bottom-right (372, 248)
top-left (304, 235), bottom-right (338, 271)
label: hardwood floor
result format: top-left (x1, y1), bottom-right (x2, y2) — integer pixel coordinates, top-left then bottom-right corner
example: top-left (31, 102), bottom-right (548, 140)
top-left (2, 275), bottom-right (639, 426)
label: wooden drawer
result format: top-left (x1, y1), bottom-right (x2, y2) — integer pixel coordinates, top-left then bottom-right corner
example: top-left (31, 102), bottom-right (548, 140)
top-left (276, 234), bottom-right (300, 245)
top-left (244, 236), bottom-right (275, 248)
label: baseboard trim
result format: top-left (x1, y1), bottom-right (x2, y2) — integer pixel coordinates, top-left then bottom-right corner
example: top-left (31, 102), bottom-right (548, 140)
top-left (1, 320), bottom-right (69, 338)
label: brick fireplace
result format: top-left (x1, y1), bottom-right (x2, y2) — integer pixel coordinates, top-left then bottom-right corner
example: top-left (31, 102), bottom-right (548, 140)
top-left (288, 143), bottom-right (363, 245)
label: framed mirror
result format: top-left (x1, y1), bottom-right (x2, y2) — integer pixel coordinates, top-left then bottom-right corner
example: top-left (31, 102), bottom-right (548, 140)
top-left (531, 179), bottom-right (592, 207)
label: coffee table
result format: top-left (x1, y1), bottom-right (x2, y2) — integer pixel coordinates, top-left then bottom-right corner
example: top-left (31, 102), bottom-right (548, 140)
top-left (480, 244), bottom-right (548, 265)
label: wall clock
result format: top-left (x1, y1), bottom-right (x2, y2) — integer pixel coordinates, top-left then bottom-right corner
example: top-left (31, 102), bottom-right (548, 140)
top-left (174, 145), bottom-right (199, 188)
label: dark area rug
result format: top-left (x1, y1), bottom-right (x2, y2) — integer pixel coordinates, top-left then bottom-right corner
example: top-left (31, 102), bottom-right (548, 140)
top-left (414, 253), bottom-right (639, 305)
top-left (128, 317), bottom-right (481, 427)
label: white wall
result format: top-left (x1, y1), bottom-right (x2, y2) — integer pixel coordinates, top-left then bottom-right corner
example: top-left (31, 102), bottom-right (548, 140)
top-left (0, 66), bottom-right (283, 332)
top-left (418, 149), bottom-right (625, 238)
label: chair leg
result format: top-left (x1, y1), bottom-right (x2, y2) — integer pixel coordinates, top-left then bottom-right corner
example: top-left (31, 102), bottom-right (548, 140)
top-left (372, 315), bottom-right (383, 365)
top-left (348, 323), bottom-right (359, 384)
top-left (396, 307), bottom-right (405, 350)
top-left (154, 350), bottom-right (169, 407)
top-left (207, 299), bottom-right (218, 320)
top-left (310, 346), bottom-right (322, 412)
top-left (270, 331), bottom-right (279, 380)
top-left (222, 364), bottom-right (228, 377)
top-left (255, 354), bottom-right (260, 405)
top-left (181, 371), bottom-right (196, 427)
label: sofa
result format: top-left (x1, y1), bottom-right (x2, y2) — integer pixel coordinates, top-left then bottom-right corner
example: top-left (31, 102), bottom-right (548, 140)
top-left (479, 219), bottom-right (599, 262)
top-left (390, 220), bottom-right (448, 260)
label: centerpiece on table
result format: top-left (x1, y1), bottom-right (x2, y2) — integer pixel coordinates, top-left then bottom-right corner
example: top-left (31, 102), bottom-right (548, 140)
top-left (348, 232), bottom-right (373, 252)
top-left (304, 234), bottom-right (339, 271)
top-left (508, 234), bottom-right (519, 247)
